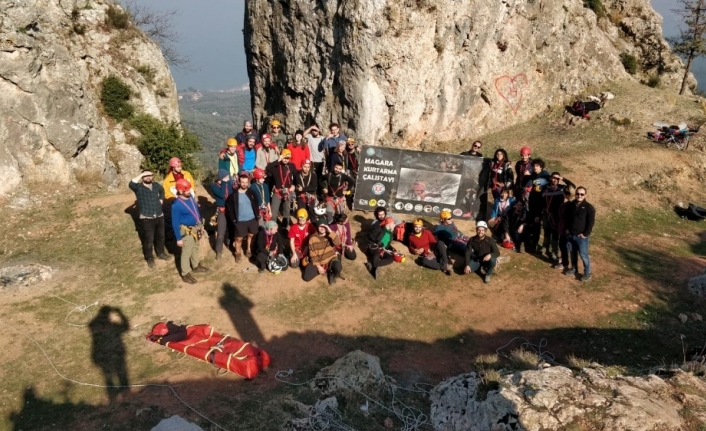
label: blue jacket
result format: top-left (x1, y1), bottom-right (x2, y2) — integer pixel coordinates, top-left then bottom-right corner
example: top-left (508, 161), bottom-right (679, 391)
top-left (320, 134), bottom-right (347, 152)
top-left (249, 182), bottom-right (271, 206)
top-left (490, 197), bottom-right (516, 219)
top-left (171, 197), bottom-right (201, 240)
top-left (211, 180), bottom-right (233, 208)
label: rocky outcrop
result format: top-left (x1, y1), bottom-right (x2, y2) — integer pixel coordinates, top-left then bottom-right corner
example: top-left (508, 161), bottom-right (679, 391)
top-left (245, 0), bottom-right (692, 147)
top-left (0, 0), bottom-right (179, 196)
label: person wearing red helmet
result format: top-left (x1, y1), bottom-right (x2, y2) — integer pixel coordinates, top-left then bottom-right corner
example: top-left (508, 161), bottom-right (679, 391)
top-left (515, 146), bottom-right (533, 199)
top-left (163, 157), bottom-right (195, 200)
top-left (256, 133), bottom-right (279, 170)
top-left (266, 149), bottom-right (297, 227)
top-left (171, 178), bottom-right (208, 283)
top-left (364, 216), bottom-right (396, 279)
top-left (249, 168), bottom-right (271, 226)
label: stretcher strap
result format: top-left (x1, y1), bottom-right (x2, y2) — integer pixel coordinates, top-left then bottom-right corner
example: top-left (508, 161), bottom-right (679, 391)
top-left (226, 342), bottom-right (251, 372)
top-left (183, 325), bottom-right (215, 356)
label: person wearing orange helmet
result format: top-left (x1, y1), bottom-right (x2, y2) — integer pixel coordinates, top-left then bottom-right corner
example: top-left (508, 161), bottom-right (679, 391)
top-left (295, 159), bottom-right (318, 221)
top-left (218, 138), bottom-right (239, 178)
top-left (433, 209), bottom-right (470, 269)
top-left (163, 157), bottom-right (195, 200)
top-left (408, 219), bottom-right (451, 275)
top-left (266, 148), bottom-right (296, 227)
top-left (269, 119), bottom-right (287, 151)
top-left (256, 133), bottom-right (279, 171)
top-left (249, 168), bottom-right (271, 226)
top-left (171, 178), bottom-right (208, 283)
top-left (364, 216), bottom-right (397, 279)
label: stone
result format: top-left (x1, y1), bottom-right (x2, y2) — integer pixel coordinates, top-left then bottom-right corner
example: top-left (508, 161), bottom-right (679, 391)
top-left (0, 264), bottom-right (53, 288)
top-left (688, 273), bottom-right (706, 299)
top-left (150, 415), bottom-right (204, 431)
top-left (281, 397), bottom-right (340, 431)
top-left (245, 0), bottom-right (692, 147)
top-left (311, 350), bottom-right (386, 398)
top-left (0, 0), bottom-right (179, 196)
top-left (679, 313), bottom-right (689, 324)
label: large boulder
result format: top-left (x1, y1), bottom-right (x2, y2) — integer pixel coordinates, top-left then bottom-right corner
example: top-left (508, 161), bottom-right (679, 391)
top-left (244, 0), bottom-right (692, 147)
top-left (0, 0), bottom-right (179, 196)
top-left (311, 350), bottom-right (387, 398)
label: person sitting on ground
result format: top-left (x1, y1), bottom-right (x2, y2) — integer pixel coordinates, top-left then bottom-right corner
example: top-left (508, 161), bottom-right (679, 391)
top-left (364, 216), bottom-right (396, 279)
top-left (287, 130), bottom-right (311, 171)
top-left (329, 213), bottom-right (356, 260)
top-left (295, 159), bottom-right (318, 219)
top-left (235, 120), bottom-right (259, 145)
top-left (460, 140), bottom-right (483, 157)
top-left (211, 169), bottom-right (234, 259)
top-left (266, 149), bottom-right (296, 227)
top-left (225, 174), bottom-right (260, 263)
top-left (371, 206), bottom-right (401, 228)
top-left (514, 146), bottom-right (533, 199)
top-left (171, 179), bottom-right (208, 283)
top-left (218, 138), bottom-right (240, 178)
top-left (256, 134), bottom-right (279, 171)
top-left (408, 218), bottom-right (451, 275)
top-left (304, 220), bottom-right (343, 285)
top-left (237, 136), bottom-right (259, 176)
top-left (269, 119), bottom-right (287, 151)
top-left (488, 186), bottom-right (516, 248)
top-left (320, 161), bottom-right (355, 223)
top-left (541, 172), bottom-right (576, 263)
top-left (555, 186), bottom-right (575, 270)
top-left (525, 158), bottom-right (551, 253)
top-left (433, 209), bottom-right (470, 268)
top-left (129, 170), bottom-right (170, 268)
top-left (249, 168), bottom-right (271, 226)
top-left (508, 200), bottom-right (529, 253)
top-left (463, 221), bottom-right (499, 284)
top-left (488, 148), bottom-right (514, 201)
top-left (255, 220), bottom-right (287, 273)
top-left (163, 157), bottom-right (195, 200)
top-left (288, 208), bottom-right (315, 268)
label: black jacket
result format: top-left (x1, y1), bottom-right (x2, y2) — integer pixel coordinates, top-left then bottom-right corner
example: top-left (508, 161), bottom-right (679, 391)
top-left (465, 235), bottom-right (499, 263)
top-left (294, 170), bottom-right (318, 194)
top-left (566, 200), bottom-right (595, 236)
top-left (265, 161), bottom-right (296, 190)
top-left (256, 229), bottom-right (286, 255)
top-left (320, 172), bottom-right (355, 197)
top-left (225, 189), bottom-right (260, 224)
top-left (368, 224), bottom-right (393, 249)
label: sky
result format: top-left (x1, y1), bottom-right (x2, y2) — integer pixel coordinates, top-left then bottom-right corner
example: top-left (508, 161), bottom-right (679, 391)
top-left (129, 1), bottom-right (695, 91)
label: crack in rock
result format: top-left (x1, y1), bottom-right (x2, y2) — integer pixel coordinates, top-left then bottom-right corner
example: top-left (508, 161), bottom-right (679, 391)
top-left (0, 74), bottom-right (32, 94)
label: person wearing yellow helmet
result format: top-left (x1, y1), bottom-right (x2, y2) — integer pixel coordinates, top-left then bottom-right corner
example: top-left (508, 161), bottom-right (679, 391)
top-left (288, 207), bottom-right (315, 267)
top-left (218, 138), bottom-right (239, 178)
top-left (433, 208), bottom-right (471, 271)
top-left (266, 148), bottom-right (297, 227)
top-left (408, 218), bottom-right (451, 275)
top-left (269, 119), bottom-right (287, 151)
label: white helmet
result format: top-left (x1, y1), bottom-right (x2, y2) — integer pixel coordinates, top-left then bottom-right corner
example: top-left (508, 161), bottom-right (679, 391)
top-left (267, 255), bottom-right (288, 274)
top-left (313, 205), bottom-right (327, 216)
top-left (476, 221), bottom-right (488, 230)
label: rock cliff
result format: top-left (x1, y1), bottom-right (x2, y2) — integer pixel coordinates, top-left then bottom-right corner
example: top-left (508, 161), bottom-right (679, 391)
top-left (0, 0), bottom-right (178, 196)
top-left (245, 0), bottom-right (693, 147)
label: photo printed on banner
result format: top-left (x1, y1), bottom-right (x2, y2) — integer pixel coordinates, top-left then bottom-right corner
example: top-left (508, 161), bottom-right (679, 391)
top-left (396, 168), bottom-right (461, 205)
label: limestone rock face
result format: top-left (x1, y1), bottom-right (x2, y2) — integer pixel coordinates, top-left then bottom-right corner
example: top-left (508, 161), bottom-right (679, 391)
top-left (0, 0), bottom-right (179, 196)
top-left (245, 0), bottom-right (691, 147)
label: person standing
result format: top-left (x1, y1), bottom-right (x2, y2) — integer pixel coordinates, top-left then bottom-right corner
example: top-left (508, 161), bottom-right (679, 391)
top-left (266, 149), bottom-right (297, 227)
top-left (463, 221), bottom-right (499, 284)
top-left (249, 168), bottom-right (272, 226)
top-left (237, 137), bottom-right (259, 176)
top-left (235, 120), bottom-right (259, 145)
top-left (286, 130), bottom-right (311, 171)
top-left (304, 125), bottom-right (325, 178)
top-left (210, 169), bottom-right (233, 260)
top-left (320, 162), bottom-right (355, 223)
top-left (487, 148), bottom-right (514, 201)
top-left (320, 123), bottom-right (347, 173)
top-left (163, 157), bottom-right (195, 201)
top-left (514, 146), bottom-right (533, 199)
top-left (564, 186), bottom-right (595, 282)
top-left (269, 119), bottom-right (287, 151)
top-left (218, 139), bottom-right (239, 178)
top-left (541, 173), bottom-right (575, 262)
top-left (295, 159), bottom-right (318, 220)
top-left (171, 179), bottom-right (208, 283)
top-left (225, 174), bottom-right (261, 262)
top-left (460, 141), bottom-right (483, 157)
top-left (128, 170), bottom-right (170, 268)
top-left (256, 134), bottom-right (279, 171)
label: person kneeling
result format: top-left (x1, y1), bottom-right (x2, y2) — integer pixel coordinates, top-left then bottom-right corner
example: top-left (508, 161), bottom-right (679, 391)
top-left (329, 213), bottom-right (356, 260)
top-left (463, 221), bottom-right (499, 284)
top-left (408, 219), bottom-right (451, 275)
top-left (255, 221), bottom-right (288, 274)
top-left (365, 217), bottom-right (396, 279)
top-left (304, 220), bottom-right (343, 285)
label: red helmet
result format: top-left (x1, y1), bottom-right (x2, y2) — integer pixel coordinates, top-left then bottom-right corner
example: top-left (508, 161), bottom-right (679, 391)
top-left (261, 133), bottom-right (271, 141)
top-left (383, 217), bottom-right (396, 226)
top-left (520, 146), bottom-right (531, 156)
top-left (175, 179), bottom-right (191, 193)
top-left (253, 168), bottom-right (265, 180)
top-left (151, 322), bottom-right (168, 336)
top-left (169, 157), bottom-right (182, 168)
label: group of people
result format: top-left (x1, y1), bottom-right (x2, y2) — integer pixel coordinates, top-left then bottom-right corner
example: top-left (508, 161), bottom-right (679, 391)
top-left (128, 121), bottom-right (595, 286)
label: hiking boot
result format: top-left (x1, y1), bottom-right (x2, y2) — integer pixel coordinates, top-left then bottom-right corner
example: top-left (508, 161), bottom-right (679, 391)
top-left (328, 273), bottom-right (337, 286)
top-left (364, 262), bottom-right (372, 273)
top-left (442, 264), bottom-right (452, 276)
top-left (553, 263), bottom-right (564, 270)
top-left (182, 273), bottom-right (197, 284)
top-left (484, 274), bottom-right (492, 284)
top-left (258, 267), bottom-right (265, 274)
top-left (372, 266), bottom-right (378, 280)
top-left (193, 264), bottom-right (209, 273)
top-left (581, 274), bottom-right (592, 282)
top-left (215, 252), bottom-right (222, 260)
top-left (513, 246), bottom-right (521, 253)
top-left (157, 254), bottom-right (171, 261)
top-left (563, 268), bottom-right (576, 276)
top-left (234, 252), bottom-right (242, 263)
top-left (147, 260), bottom-right (155, 269)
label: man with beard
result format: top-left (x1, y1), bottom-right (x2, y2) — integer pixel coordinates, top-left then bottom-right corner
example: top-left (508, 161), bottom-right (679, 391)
top-left (129, 170), bottom-right (170, 268)
top-left (235, 120), bottom-right (259, 145)
top-left (256, 134), bottom-right (279, 171)
top-left (320, 161), bottom-right (355, 223)
top-left (327, 140), bottom-right (347, 173)
top-left (564, 187), bottom-right (595, 282)
top-left (408, 219), bottom-right (451, 275)
top-left (304, 125), bottom-right (325, 178)
top-left (225, 174), bottom-right (260, 262)
top-left (541, 172), bottom-right (575, 262)
top-left (295, 159), bottom-right (318, 220)
top-left (163, 157), bottom-right (195, 201)
top-left (514, 146), bottom-right (533, 199)
top-left (210, 169), bottom-right (234, 260)
top-left (237, 136), bottom-right (260, 176)
top-left (266, 149), bottom-right (296, 227)
top-left (320, 123), bottom-right (347, 173)
top-left (171, 179), bottom-right (208, 283)
top-left (304, 219), bottom-right (343, 285)
top-left (463, 221), bottom-right (499, 284)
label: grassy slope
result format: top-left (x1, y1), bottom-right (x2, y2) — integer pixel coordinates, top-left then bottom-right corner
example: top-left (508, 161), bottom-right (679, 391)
top-left (1, 79), bottom-right (706, 430)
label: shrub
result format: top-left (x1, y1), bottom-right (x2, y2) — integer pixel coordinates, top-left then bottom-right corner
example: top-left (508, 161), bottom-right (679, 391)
top-left (583, 0), bottom-right (606, 19)
top-left (101, 76), bottom-right (134, 122)
top-left (647, 75), bottom-right (661, 88)
top-left (136, 65), bottom-right (156, 84)
top-left (130, 114), bottom-right (202, 176)
top-left (620, 53), bottom-right (638, 75)
top-left (105, 5), bottom-right (129, 29)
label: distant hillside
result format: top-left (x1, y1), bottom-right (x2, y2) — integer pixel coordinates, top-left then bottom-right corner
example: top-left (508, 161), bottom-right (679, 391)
top-left (178, 90), bottom-right (251, 173)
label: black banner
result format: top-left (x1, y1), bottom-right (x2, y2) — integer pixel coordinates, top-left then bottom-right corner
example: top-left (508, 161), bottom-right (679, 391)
top-left (353, 145), bottom-right (485, 219)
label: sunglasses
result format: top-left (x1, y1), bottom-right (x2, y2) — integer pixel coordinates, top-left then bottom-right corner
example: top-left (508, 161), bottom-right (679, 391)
top-left (576, 192), bottom-right (586, 196)
top-left (272, 126), bottom-right (281, 129)
top-left (473, 145), bottom-right (481, 149)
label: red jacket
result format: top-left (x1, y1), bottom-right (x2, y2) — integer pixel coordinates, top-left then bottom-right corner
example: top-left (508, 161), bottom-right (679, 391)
top-left (286, 143), bottom-right (311, 171)
top-left (408, 229), bottom-right (437, 255)
top-left (236, 143), bottom-right (261, 169)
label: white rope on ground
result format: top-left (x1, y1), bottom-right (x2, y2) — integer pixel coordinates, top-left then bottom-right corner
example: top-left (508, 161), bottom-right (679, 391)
top-left (0, 318), bottom-right (229, 431)
top-left (51, 295), bottom-right (101, 327)
top-left (275, 369), bottom-right (433, 431)
top-left (495, 337), bottom-right (556, 365)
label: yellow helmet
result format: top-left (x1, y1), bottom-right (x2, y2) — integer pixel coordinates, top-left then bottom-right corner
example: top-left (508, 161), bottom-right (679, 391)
top-left (347, 137), bottom-right (355, 143)
top-left (413, 218), bottom-right (424, 227)
top-left (296, 208), bottom-right (308, 219)
top-left (270, 119), bottom-right (281, 127)
top-left (227, 138), bottom-right (238, 147)
top-left (440, 209), bottom-right (452, 221)
top-left (280, 149), bottom-right (292, 158)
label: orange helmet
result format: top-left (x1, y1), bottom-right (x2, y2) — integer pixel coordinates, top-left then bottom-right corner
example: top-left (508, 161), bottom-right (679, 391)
top-left (227, 138), bottom-right (238, 147)
top-left (280, 149), bottom-right (292, 158)
top-left (383, 217), bottom-right (395, 226)
top-left (169, 157), bottom-right (181, 168)
top-left (175, 179), bottom-right (191, 193)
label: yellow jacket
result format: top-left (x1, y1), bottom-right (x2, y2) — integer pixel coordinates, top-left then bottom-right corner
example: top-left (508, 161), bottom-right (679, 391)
top-left (163, 170), bottom-right (195, 200)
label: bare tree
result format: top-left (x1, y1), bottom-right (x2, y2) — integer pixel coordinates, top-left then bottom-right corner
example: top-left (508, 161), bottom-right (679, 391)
top-left (669, 0), bottom-right (706, 94)
top-left (118, 0), bottom-right (191, 69)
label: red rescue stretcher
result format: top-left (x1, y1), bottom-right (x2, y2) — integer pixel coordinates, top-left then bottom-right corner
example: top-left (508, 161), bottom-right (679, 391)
top-left (146, 323), bottom-right (271, 379)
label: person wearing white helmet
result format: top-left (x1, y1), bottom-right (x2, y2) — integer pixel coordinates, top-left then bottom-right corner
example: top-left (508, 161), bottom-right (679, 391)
top-left (463, 220), bottom-right (499, 284)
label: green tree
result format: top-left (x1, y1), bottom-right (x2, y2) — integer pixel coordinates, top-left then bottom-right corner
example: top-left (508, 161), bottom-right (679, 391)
top-left (130, 114), bottom-right (202, 176)
top-left (669, 0), bottom-right (706, 95)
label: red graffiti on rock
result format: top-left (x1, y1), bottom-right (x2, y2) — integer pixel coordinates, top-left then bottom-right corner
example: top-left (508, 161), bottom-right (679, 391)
top-left (495, 74), bottom-right (528, 114)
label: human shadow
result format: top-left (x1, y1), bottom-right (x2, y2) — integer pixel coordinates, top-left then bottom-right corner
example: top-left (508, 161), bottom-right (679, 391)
top-left (219, 283), bottom-right (266, 348)
top-left (88, 306), bottom-right (130, 402)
